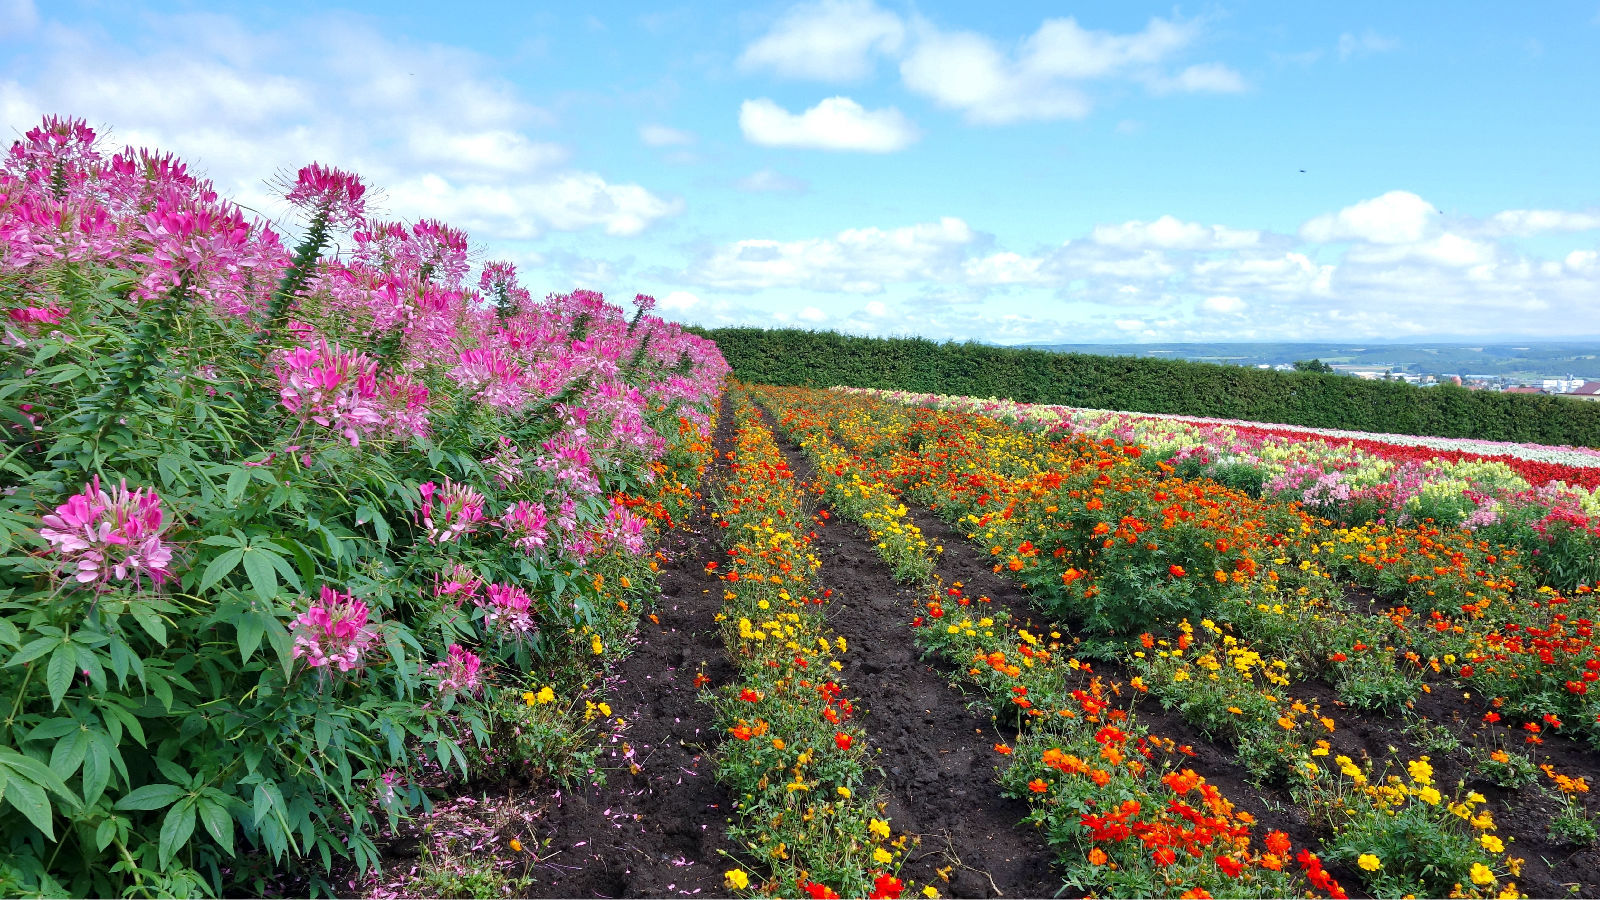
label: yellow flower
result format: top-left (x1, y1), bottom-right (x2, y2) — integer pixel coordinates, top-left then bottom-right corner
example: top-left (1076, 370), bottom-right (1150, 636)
top-left (591, 635), bottom-right (604, 655)
top-left (1416, 786), bottom-right (1442, 805)
top-left (534, 686), bottom-right (555, 704)
top-left (724, 869), bottom-right (750, 890)
top-left (837, 786), bottom-right (851, 798)
top-left (873, 846), bottom-right (893, 864)
top-left (1470, 862), bottom-right (1495, 886)
top-left (1407, 758), bottom-right (1434, 784)
top-left (597, 702), bottom-right (611, 717)
top-left (1480, 834), bottom-right (1504, 853)
top-left (869, 818), bottom-right (891, 840)
top-left (1357, 854), bottom-right (1381, 872)
top-left (923, 888), bottom-right (940, 899)
top-left (509, 838), bottom-right (524, 852)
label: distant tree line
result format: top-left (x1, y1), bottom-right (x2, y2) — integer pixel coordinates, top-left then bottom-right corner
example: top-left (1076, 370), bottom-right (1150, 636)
top-left (692, 327), bottom-right (1600, 447)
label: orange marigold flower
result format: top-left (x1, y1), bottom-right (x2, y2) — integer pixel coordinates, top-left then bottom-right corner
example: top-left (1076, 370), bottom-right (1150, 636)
top-left (1028, 778), bottom-right (1049, 793)
top-left (994, 743), bottom-right (1013, 755)
top-left (1088, 847), bottom-right (1109, 866)
top-left (1265, 831), bottom-right (1291, 856)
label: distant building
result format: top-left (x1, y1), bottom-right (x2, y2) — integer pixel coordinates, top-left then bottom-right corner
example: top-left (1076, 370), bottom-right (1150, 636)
top-left (1503, 386), bottom-right (1545, 394)
top-left (1566, 381), bottom-right (1600, 401)
top-left (1544, 378), bottom-right (1585, 393)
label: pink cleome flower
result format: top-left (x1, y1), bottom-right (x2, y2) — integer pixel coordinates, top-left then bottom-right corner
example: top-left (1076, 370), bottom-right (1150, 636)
top-left (291, 585), bottom-right (379, 672)
top-left (274, 340), bottom-right (384, 446)
top-left (285, 162), bottom-right (367, 229)
top-left (38, 476), bottom-right (174, 590)
top-left (499, 500), bottom-right (549, 554)
top-left (477, 582), bottom-right (535, 639)
top-left (418, 478), bottom-right (487, 543)
top-left (431, 644), bottom-right (483, 695)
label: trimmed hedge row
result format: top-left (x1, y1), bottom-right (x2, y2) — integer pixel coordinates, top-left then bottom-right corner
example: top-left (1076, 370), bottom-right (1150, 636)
top-left (693, 327), bottom-right (1600, 448)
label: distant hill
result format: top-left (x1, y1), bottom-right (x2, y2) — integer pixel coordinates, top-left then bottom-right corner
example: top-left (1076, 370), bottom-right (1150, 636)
top-left (1022, 341), bottom-right (1600, 381)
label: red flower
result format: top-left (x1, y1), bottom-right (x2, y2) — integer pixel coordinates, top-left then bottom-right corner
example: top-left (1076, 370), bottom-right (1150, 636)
top-left (739, 688), bottom-right (761, 702)
top-left (1169, 565), bottom-right (1187, 578)
top-left (798, 880), bottom-right (841, 899)
top-left (835, 732), bottom-right (853, 751)
top-left (1214, 855), bottom-right (1244, 878)
top-left (868, 875), bottom-right (904, 899)
top-left (1329, 652), bottom-right (1347, 662)
top-left (1483, 711), bottom-right (1501, 723)
top-left (1028, 778), bottom-right (1049, 793)
top-left (731, 724), bottom-right (753, 741)
top-left (1152, 847), bottom-right (1177, 867)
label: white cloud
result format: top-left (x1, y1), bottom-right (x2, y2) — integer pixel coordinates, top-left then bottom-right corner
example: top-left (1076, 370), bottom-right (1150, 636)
top-left (1092, 215), bottom-right (1261, 250)
top-left (1485, 209), bottom-right (1600, 236)
top-left (964, 251), bottom-right (1049, 285)
top-left (797, 305), bottom-right (828, 322)
top-left (1200, 295), bottom-right (1246, 314)
top-left (639, 124), bottom-right (695, 147)
top-left (660, 290), bottom-right (701, 312)
top-left (1146, 62), bottom-right (1248, 95)
top-left (739, 96), bottom-right (918, 152)
top-left (1300, 190), bottom-right (1438, 244)
top-left (686, 217), bottom-right (975, 292)
top-left (899, 15), bottom-right (1222, 124)
top-left (863, 300), bottom-right (890, 317)
top-left (407, 126), bottom-right (568, 174)
top-left (734, 168), bottom-right (809, 194)
top-left (1338, 30), bottom-right (1400, 60)
top-left (739, 0), bottom-right (905, 82)
top-left (0, 12), bottom-right (676, 242)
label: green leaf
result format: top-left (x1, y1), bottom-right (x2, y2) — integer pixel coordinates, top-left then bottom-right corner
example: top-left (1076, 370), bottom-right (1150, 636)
top-left (197, 548), bottom-right (244, 594)
top-left (3, 773), bottom-right (53, 839)
top-left (196, 795), bottom-right (234, 855)
top-left (47, 642), bottom-right (76, 709)
top-left (81, 733), bottom-right (111, 807)
top-left (235, 610), bottom-right (266, 665)
top-left (242, 549), bottom-right (281, 603)
top-left (49, 728), bottom-right (89, 782)
top-left (7, 635), bottom-right (57, 668)
top-left (130, 608), bottom-right (167, 646)
top-left (159, 798), bottom-right (197, 868)
top-left (115, 782), bottom-right (185, 811)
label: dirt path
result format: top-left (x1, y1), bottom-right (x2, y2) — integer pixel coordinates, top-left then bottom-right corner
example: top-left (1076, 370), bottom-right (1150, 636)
top-left (757, 411), bottom-right (1059, 899)
top-left (525, 397), bottom-right (745, 898)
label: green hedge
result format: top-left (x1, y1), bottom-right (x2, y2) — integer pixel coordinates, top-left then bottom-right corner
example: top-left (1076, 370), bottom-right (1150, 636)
top-left (692, 327), bottom-right (1600, 448)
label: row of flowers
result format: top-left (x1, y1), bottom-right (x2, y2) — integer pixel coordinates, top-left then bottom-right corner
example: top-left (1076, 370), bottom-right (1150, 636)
top-left (752, 384), bottom-right (1544, 898)
top-left (844, 388), bottom-right (1600, 591)
top-left (708, 390), bottom-right (922, 900)
top-left (751, 385), bottom-right (1354, 898)
top-left (0, 114), bottom-right (727, 897)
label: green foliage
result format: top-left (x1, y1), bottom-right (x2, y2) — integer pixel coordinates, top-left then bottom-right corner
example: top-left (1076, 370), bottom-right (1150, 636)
top-left (0, 258), bottom-right (707, 897)
top-left (693, 327), bottom-right (1600, 447)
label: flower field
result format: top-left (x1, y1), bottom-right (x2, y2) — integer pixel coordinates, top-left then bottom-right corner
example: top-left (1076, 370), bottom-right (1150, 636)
top-left (4, 113), bottom-right (1599, 900)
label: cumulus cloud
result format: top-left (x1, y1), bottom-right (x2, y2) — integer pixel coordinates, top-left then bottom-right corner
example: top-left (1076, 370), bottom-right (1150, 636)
top-left (1300, 190), bottom-right (1438, 244)
top-left (899, 15), bottom-right (1236, 123)
top-left (1092, 215), bottom-right (1261, 250)
top-left (1200, 295), bottom-right (1246, 314)
top-left (685, 217), bottom-right (975, 292)
top-left (739, 0), bottom-right (905, 82)
top-left (0, 11), bottom-right (677, 241)
top-left (739, 96), bottom-right (918, 151)
top-left (638, 124), bottom-right (695, 147)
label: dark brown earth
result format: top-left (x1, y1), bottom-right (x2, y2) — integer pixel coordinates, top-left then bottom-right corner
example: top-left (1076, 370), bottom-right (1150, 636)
top-left (748, 404), bottom-right (1061, 897)
top-left (518, 396), bottom-right (747, 898)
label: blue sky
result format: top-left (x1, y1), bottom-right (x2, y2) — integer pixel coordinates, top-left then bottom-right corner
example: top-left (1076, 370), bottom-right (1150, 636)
top-left (3, 0), bottom-right (1598, 343)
